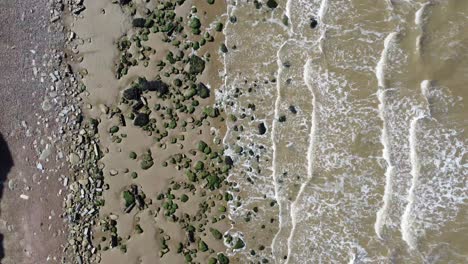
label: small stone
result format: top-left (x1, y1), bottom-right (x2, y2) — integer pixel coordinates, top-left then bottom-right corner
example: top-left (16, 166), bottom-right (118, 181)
top-left (109, 169), bottom-right (118, 176)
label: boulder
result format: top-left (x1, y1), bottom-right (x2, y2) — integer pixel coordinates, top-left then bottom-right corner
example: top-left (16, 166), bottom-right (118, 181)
top-left (134, 113), bottom-right (149, 127)
top-left (266, 0), bottom-right (278, 8)
top-left (189, 55), bottom-right (205, 75)
top-left (123, 87), bottom-right (140, 100)
top-left (197, 83), bottom-right (210, 99)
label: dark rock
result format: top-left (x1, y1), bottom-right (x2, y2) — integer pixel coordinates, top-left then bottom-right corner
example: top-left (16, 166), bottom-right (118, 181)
top-left (278, 115), bottom-right (286, 122)
top-left (258, 122), bottom-right (267, 135)
top-left (266, 0), bottom-right (278, 8)
top-left (134, 113), bottom-right (149, 127)
top-left (119, 0), bottom-right (131, 5)
top-left (189, 55), bottom-right (205, 75)
top-left (197, 83), bottom-right (210, 99)
top-left (132, 18), bottom-right (146, 28)
top-left (310, 18), bottom-right (318, 29)
top-left (289, 105), bottom-right (297, 114)
top-left (143, 80), bottom-right (169, 96)
top-left (132, 100), bottom-right (144, 112)
top-left (123, 87), bottom-right (140, 100)
top-left (224, 156), bottom-right (234, 166)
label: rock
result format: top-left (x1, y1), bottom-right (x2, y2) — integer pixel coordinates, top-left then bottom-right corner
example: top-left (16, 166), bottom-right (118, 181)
top-left (310, 18), bottom-right (318, 29)
top-left (210, 228), bottom-right (223, 240)
top-left (278, 115), bottom-right (286, 122)
top-left (132, 18), bottom-right (147, 28)
top-left (217, 253), bottom-right (229, 264)
top-left (123, 191), bottom-right (135, 207)
top-left (149, 81), bottom-right (169, 96)
top-left (189, 17), bottom-right (201, 29)
top-left (266, 0), bottom-right (278, 8)
top-left (198, 240), bottom-right (208, 252)
top-left (288, 105), bottom-right (297, 114)
top-left (215, 22), bottom-right (223, 32)
top-left (109, 169), bottom-right (118, 176)
top-left (189, 55), bottom-right (205, 75)
top-left (233, 238), bottom-right (245, 249)
top-left (224, 156), bottom-right (234, 166)
top-left (258, 122), bottom-right (267, 135)
top-left (134, 113), bottom-right (149, 127)
top-left (197, 83), bottom-right (210, 99)
top-left (69, 153), bottom-right (80, 165)
top-left (119, 0), bottom-right (131, 5)
top-left (123, 87), bottom-right (140, 100)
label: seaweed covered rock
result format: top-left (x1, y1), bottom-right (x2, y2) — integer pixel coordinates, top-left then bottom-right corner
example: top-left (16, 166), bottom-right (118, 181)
top-left (123, 87), bottom-right (141, 100)
top-left (197, 82), bottom-right (210, 99)
top-left (189, 55), bottom-right (205, 75)
top-left (134, 113), bottom-right (149, 127)
top-left (258, 122), bottom-right (267, 135)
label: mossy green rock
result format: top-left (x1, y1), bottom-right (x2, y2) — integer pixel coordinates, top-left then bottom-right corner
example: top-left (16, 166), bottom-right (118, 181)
top-left (198, 240), bottom-right (208, 252)
top-left (197, 140), bottom-right (208, 151)
top-left (123, 191), bottom-right (135, 207)
top-left (233, 238), bottom-right (245, 249)
top-left (189, 17), bottom-right (201, 29)
top-left (141, 160), bottom-right (154, 170)
top-left (204, 106), bottom-right (219, 118)
top-left (180, 194), bottom-right (189, 202)
top-left (189, 55), bottom-right (205, 75)
top-left (217, 253), bottom-right (229, 264)
top-left (194, 161), bottom-right (204, 171)
top-left (210, 228), bottom-right (223, 240)
top-left (197, 83), bottom-right (210, 99)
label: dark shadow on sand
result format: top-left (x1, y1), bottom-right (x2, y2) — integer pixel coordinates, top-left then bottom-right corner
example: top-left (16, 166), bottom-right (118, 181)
top-left (0, 133), bottom-right (14, 260)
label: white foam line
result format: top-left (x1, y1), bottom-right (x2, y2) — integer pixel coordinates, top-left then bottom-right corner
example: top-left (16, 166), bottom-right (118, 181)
top-left (270, 40), bottom-right (286, 262)
top-left (415, 3), bottom-right (430, 54)
top-left (285, 58), bottom-right (318, 264)
top-left (374, 32), bottom-right (397, 239)
top-left (376, 32), bottom-right (397, 88)
top-left (400, 80), bottom-right (431, 250)
top-left (400, 116), bottom-right (422, 250)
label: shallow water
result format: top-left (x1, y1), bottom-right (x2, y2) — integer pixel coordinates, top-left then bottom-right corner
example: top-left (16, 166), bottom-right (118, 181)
top-left (222, 0), bottom-right (467, 263)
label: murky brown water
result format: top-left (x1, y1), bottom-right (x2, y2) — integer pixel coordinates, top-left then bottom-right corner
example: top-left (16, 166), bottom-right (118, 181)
top-left (222, 0), bottom-right (468, 263)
